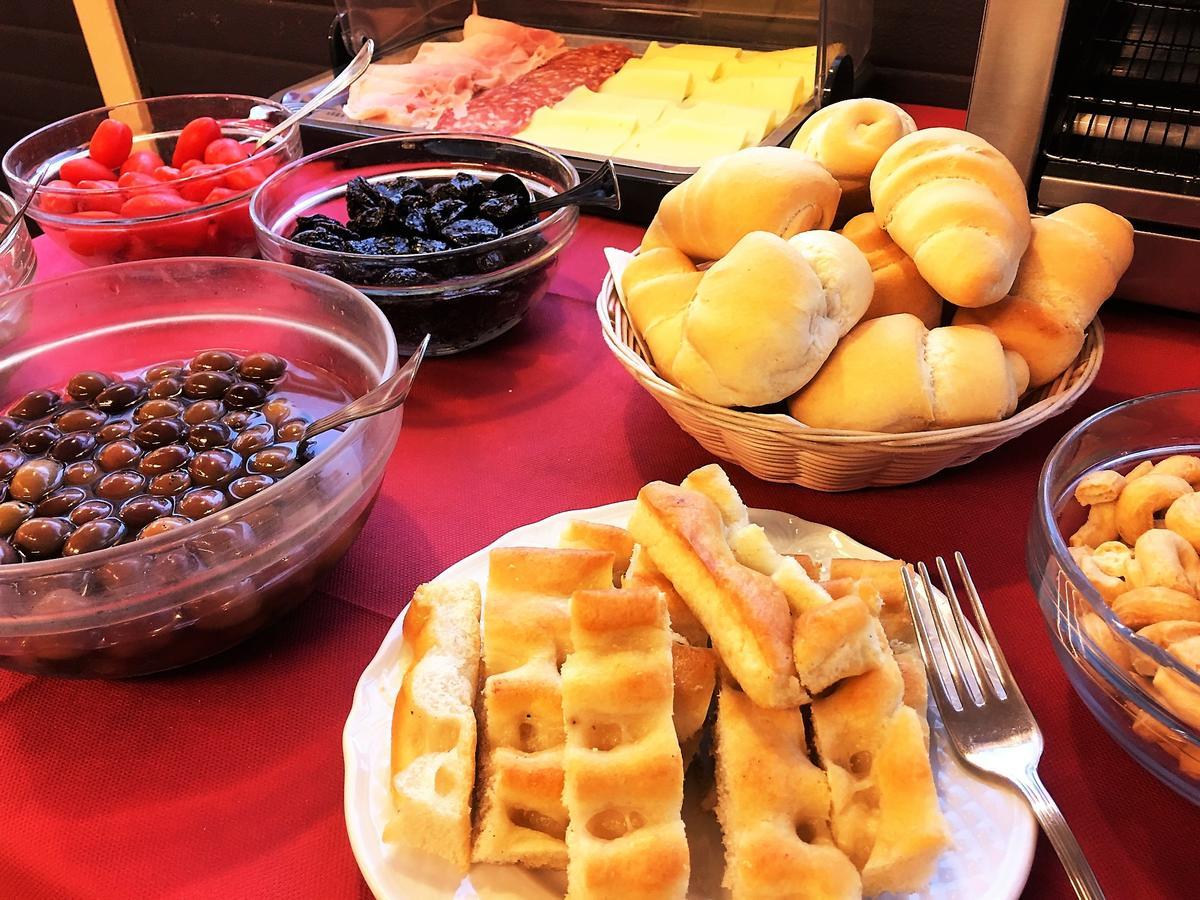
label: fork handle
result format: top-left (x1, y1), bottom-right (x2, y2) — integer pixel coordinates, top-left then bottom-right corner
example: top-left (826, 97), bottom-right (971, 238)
top-left (1014, 769), bottom-right (1105, 900)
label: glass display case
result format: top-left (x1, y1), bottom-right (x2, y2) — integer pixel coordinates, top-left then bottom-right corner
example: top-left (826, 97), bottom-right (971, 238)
top-left (273, 0), bottom-right (874, 220)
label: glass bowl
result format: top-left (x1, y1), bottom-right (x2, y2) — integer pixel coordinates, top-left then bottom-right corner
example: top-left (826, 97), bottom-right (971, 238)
top-left (1028, 389), bottom-right (1200, 803)
top-left (2, 94), bottom-right (302, 267)
top-left (0, 192), bottom-right (36, 292)
top-left (250, 133), bottom-right (579, 356)
top-left (0, 257), bottom-right (401, 678)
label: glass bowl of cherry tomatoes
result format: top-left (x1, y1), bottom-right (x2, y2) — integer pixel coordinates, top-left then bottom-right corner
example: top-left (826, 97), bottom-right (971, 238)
top-left (2, 94), bottom-right (301, 266)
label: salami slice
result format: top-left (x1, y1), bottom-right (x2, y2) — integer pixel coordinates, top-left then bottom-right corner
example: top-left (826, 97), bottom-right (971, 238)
top-left (438, 43), bottom-right (635, 136)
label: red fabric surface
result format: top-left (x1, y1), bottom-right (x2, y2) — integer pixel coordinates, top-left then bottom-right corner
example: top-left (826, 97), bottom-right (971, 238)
top-left (5, 104), bottom-right (1198, 899)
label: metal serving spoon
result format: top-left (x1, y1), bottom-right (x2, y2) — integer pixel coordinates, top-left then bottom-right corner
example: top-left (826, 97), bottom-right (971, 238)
top-left (254, 37), bottom-right (375, 150)
top-left (0, 163), bottom-right (51, 248)
top-left (302, 334), bottom-right (429, 443)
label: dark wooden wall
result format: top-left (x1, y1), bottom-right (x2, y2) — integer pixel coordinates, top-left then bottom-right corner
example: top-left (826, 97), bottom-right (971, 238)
top-left (0, 0), bottom-right (987, 165)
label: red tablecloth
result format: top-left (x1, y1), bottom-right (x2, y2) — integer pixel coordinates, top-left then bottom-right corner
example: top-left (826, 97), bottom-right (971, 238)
top-left (4, 114), bottom-right (1199, 899)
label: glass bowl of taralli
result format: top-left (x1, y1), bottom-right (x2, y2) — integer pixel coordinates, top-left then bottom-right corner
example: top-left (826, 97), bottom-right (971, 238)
top-left (1028, 389), bottom-right (1200, 803)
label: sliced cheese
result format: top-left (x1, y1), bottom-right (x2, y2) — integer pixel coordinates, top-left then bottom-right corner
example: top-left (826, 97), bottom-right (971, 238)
top-left (516, 106), bottom-right (638, 157)
top-left (742, 45), bottom-right (819, 65)
top-left (621, 54), bottom-right (722, 82)
top-left (717, 56), bottom-right (812, 81)
top-left (665, 100), bottom-right (775, 141)
top-left (617, 119), bottom-right (750, 168)
top-left (689, 74), bottom-right (808, 120)
top-left (555, 86), bottom-right (669, 125)
top-left (600, 67), bottom-right (691, 103)
top-left (643, 41), bottom-right (742, 62)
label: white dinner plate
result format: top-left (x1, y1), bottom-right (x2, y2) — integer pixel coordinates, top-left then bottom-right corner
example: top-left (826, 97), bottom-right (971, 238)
top-left (344, 501), bottom-right (1037, 899)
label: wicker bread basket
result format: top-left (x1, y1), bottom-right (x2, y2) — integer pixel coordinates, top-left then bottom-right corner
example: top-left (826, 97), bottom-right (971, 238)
top-left (597, 266), bottom-right (1105, 491)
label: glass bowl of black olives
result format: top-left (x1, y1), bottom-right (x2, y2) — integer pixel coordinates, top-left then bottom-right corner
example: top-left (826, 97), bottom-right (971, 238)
top-left (0, 257), bottom-right (403, 678)
top-left (250, 133), bottom-right (580, 356)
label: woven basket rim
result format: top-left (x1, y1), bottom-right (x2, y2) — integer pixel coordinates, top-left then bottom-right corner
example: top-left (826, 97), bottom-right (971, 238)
top-left (597, 268), bottom-right (1105, 447)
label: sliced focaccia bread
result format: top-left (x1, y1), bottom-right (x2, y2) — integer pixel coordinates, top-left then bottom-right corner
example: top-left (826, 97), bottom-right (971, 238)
top-left (562, 586), bottom-right (690, 899)
top-left (383, 580), bottom-right (482, 870)
top-left (559, 519), bottom-right (636, 583)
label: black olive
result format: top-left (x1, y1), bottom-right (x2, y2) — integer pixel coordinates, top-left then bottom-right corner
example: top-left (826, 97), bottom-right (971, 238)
top-left (66, 371), bottom-right (112, 401)
top-left (95, 381), bottom-right (144, 413)
top-left (430, 198), bottom-right (469, 230)
top-left (379, 267), bottom-right (437, 288)
top-left (0, 416), bottom-right (18, 443)
top-left (293, 214), bottom-right (358, 240)
top-left (442, 217), bottom-right (502, 247)
top-left (10, 389), bottom-right (60, 420)
top-left (291, 228), bottom-right (347, 252)
top-left (402, 208), bottom-right (431, 237)
top-left (449, 172), bottom-right (483, 203)
top-left (409, 237), bottom-right (449, 254)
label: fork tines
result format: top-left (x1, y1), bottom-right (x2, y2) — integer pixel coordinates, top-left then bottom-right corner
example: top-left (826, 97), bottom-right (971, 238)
top-left (901, 552), bottom-right (1021, 713)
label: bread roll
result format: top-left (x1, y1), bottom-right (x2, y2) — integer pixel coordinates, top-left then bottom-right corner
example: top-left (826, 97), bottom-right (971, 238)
top-left (952, 204), bottom-right (1134, 386)
top-left (870, 128), bottom-right (1032, 308)
top-left (791, 98), bottom-right (916, 217)
top-left (640, 146), bottom-right (840, 260)
top-left (842, 212), bottom-right (942, 327)
top-left (787, 313), bottom-right (1030, 432)
top-left (623, 230), bottom-right (871, 408)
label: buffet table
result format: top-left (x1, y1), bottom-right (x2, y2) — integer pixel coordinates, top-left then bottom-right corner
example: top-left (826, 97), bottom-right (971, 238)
top-left (3, 135), bottom-right (1198, 900)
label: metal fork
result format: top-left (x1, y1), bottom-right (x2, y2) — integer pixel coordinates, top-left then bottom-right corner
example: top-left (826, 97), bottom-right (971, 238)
top-left (902, 553), bottom-right (1105, 900)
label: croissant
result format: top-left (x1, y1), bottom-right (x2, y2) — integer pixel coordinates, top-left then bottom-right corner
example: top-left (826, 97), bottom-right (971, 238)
top-left (870, 128), bottom-right (1032, 309)
top-left (952, 204), bottom-right (1134, 386)
top-left (791, 98), bottom-right (916, 218)
top-left (640, 146), bottom-right (840, 261)
top-left (841, 212), bottom-right (942, 328)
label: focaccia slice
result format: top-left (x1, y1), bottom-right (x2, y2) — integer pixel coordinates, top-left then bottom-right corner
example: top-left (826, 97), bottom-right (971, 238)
top-left (383, 580), bottom-right (482, 870)
top-left (560, 519), bottom-right (636, 584)
top-left (715, 681), bottom-right (862, 900)
top-left (562, 587), bottom-right (690, 899)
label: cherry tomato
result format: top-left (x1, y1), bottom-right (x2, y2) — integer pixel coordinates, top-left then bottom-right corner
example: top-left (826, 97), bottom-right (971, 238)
top-left (177, 164), bottom-right (225, 202)
top-left (180, 159), bottom-right (208, 172)
top-left (117, 171), bottom-right (164, 196)
top-left (88, 118), bottom-right (133, 169)
top-left (203, 138), bottom-right (250, 166)
top-left (119, 150), bottom-right (165, 177)
top-left (60, 157), bottom-right (115, 185)
top-left (120, 192), bottom-right (195, 218)
top-left (203, 187), bottom-right (255, 240)
top-left (75, 179), bottom-right (124, 213)
top-left (39, 180), bottom-right (79, 214)
top-left (172, 117), bottom-right (222, 167)
top-left (64, 211), bottom-right (129, 257)
top-left (121, 193), bottom-right (208, 251)
top-left (222, 164), bottom-right (265, 192)
top-left (152, 165), bottom-right (182, 181)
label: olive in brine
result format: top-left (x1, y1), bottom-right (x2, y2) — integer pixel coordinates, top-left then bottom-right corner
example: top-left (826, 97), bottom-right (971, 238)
top-left (9, 459), bottom-right (64, 501)
top-left (69, 499), bottom-right (113, 525)
top-left (191, 350), bottom-right (239, 372)
top-left (94, 470), bottom-right (146, 502)
top-left (36, 486), bottom-right (87, 518)
top-left (187, 421), bottom-right (232, 450)
top-left (228, 474), bottom-right (274, 500)
top-left (51, 432), bottom-right (98, 463)
top-left (182, 399), bottom-right (224, 426)
top-left (247, 445), bottom-right (296, 476)
top-left (220, 410), bottom-right (257, 431)
top-left (9, 389), bottom-right (60, 420)
top-left (0, 500), bottom-right (34, 535)
top-left (177, 487), bottom-right (227, 519)
top-left (144, 362), bottom-right (183, 381)
top-left (182, 371), bottom-right (235, 400)
top-left (64, 460), bottom-right (100, 486)
top-left (188, 448), bottom-right (241, 486)
top-left (94, 380), bottom-right (144, 413)
top-left (61, 517), bottom-right (125, 556)
top-left (133, 399), bottom-right (183, 423)
top-left (0, 538), bottom-right (17, 564)
top-left (231, 424), bottom-right (274, 455)
top-left (148, 470), bottom-right (191, 497)
top-left (276, 418), bottom-right (309, 443)
top-left (0, 416), bottom-right (19, 444)
top-left (262, 397), bottom-right (294, 427)
top-left (139, 444), bottom-right (190, 476)
top-left (97, 419), bottom-right (133, 444)
top-left (0, 448), bottom-right (25, 479)
top-left (97, 439), bottom-right (142, 471)
top-left (12, 517), bottom-right (73, 558)
top-left (118, 494), bottom-right (174, 530)
top-left (18, 425), bottom-right (62, 455)
top-left (55, 407), bottom-right (107, 433)
top-left (131, 417), bottom-right (184, 449)
top-left (138, 516), bottom-right (190, 540)
top-left (223, 381), bottom-right (268, 409)
top-left (66, 371), bottom-right (112, 401)
top-left (146, 377), bottom-right (183, 400)
top-left (238, 352), bottom-right (286, 382)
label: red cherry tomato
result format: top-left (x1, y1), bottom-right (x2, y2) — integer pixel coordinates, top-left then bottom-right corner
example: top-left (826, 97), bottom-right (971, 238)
top-left (60, 157), bottom-right (115, 185)
top-left (152, 165), bottom-right (182, 181)
top-left (203, 187), bottom-right (255, 240)
top-left (39, 180), bottom-right (79, 214)
top-left (172, 117), bottom-right (222, 167)
top-left (88, 118), bottom-right (134, 169)
top-left (117, 171), bottom-right (164, 196)
top-left (64, 211), bottom-right (129, 257)
top-left (121, 193), bottom-right (208, 251)
top-left (120, 192), bottom-right (195, 218)
top-left (119, 150), bottom-right (165, 177)
top-left (222, 164), bottom-right (266, 192)
top-left (203, 138), bottom-right (250, 166)
top-left (177, 164), bottom-right (225, 202)
top-left (75, 179), bottom-right (124, 213)
top-left (180, 159), bottom-right (208, 172)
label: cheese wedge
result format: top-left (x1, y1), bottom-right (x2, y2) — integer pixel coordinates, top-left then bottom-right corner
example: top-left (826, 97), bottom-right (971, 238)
top-left (517, 106), bottom-right (639, 157)
top-left (621, 54), bottom-right (722, 82)
top-left (601, 67), bottom-right (692, 103)
top-left (555, 86), bottom-right (669, 126)
top-left (665, 101), bottom-right (775, 142)
top-left (618, 119), bottom-right (750, 168)
top-left (689, 74), bottom-right (808, 120)
top-left (644, 40), bottom-right (742, 62)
